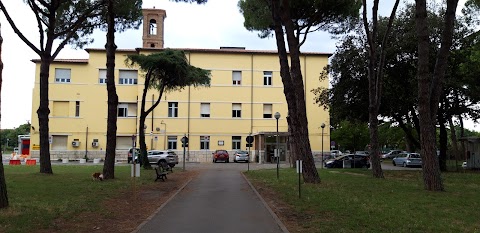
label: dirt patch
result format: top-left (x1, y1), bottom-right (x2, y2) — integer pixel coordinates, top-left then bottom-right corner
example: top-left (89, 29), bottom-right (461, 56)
top-left (39, 170), bottom-right (199, 233)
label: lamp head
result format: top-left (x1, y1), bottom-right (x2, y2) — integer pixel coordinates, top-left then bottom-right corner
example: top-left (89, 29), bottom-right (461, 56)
top-left (274, 112), bottom-right (281, 119)
top-left (321, 123), bottom-right (326, 128)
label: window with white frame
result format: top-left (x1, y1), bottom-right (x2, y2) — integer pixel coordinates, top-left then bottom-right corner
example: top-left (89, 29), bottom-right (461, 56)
top-left (168, 102), bottom-right (178, 117)
top-left (200, 103), bottom-right (210, 118)
top-left (200, 136), bottom-right (210, 150)
top-left (98, 69), bottom-right (107, 84)
top-left (232, 103), bottom-right (241, 118)
top-left (232, 136), bottom-right (241, 150)
top-left (119, 70), bottom-right (138, 85)
top-left (55, 68), bottom-right (71, 83)
top-left (232, 71), bottom-right (242, 85)
top-left (168, 136), bottom-right (177, 150)
top-left (263, 104), bottom-right (272, 118)
top-left (117, 103), bottom-right (137, 117)
top-left (263, 71), bottom-right (272, 86)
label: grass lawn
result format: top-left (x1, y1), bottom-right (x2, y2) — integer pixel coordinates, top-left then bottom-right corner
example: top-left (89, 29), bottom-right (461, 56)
top-left (245, 168), bottom-right (480, 233)
top-left (0, 165), bottom-right (155, 233)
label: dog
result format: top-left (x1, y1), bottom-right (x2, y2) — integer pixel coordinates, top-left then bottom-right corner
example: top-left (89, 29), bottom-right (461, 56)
top-left (92, 172), bottom-right (104, 181)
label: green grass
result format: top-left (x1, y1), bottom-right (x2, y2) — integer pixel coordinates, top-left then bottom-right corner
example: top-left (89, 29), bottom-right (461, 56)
top-left (0, 165), bottom-right (154, 233)
top-left (245, 168), bottom-right (480, 233)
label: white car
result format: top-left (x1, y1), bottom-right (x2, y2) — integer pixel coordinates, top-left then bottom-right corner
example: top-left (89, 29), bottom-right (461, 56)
top-left (330, 150), bottom-right (343, 158)
top-left (462, 161), bottom-right (467, 169)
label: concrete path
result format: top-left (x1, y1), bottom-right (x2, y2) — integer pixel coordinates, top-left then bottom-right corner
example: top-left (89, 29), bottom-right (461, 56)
top-left (135, 167), bottom-right (287, 233)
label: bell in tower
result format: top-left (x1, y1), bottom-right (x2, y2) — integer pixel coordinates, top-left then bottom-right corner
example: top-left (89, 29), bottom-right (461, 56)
top-left (142, 8), bottom-right (166, 48)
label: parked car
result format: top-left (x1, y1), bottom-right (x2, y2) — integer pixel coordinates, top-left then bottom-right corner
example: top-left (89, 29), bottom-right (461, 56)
top-left (233, 150), bottom-right (249, 163)
top-left (331, 150), bottom-right (343, 157)
top-left (392, 153), bottom-right (422, 167)
top-left (462, 161), bottom-right (467, 169)
top-left (128, 147), bottom-right (140, 163)
top-left (212, 150), bottom-right (229, 163)
top-left (147, 150), bottom-right (179, 168)
top-left (354, 151), bottom-right (369, 156)
top-left (381, 150), bottom-right (403, 159)
top-left (324, 154), bottom-right (370, 169)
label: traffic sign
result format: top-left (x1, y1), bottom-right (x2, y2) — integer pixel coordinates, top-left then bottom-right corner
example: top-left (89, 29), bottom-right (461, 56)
top-left (246, 136), bottom-right (254, 143)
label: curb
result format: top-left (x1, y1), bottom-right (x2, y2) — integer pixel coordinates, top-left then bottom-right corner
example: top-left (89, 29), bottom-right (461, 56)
top-left (241, 172), bottom-right (290, 233)
top-left (131, 177), bottom-right (193, 233)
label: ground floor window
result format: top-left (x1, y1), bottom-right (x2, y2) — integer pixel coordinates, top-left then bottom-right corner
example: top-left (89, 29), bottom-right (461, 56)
top-left (168, 136), bottom-right (177, 150)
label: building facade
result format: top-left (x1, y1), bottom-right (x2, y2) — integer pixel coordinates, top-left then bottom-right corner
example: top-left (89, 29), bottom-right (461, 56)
top-left (29, 8), bottom-right (330, 163)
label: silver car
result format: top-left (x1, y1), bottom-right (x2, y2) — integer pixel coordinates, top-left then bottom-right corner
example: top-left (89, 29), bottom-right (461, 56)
top-left (392, 153), bottom-right (422, 167)
top-left (147, 150), bottom-right (179, 168)
top-left (233, 150), bottom-right (249, 163)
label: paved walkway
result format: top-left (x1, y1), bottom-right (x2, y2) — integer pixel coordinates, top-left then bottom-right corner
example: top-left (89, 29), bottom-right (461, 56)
top-left (135, 167), bottom-right (287, 233)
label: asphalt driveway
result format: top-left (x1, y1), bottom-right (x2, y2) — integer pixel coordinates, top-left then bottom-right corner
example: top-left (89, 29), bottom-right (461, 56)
top-left (135, 165), bottom-right (287, 233)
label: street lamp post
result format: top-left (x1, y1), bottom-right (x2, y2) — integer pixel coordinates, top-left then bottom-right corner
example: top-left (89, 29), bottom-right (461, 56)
top-left (161, 120), bottom-right (167, 150)
top-left (321, 123), bottom-right (325, 169)
top-left (274, 112), bottom-right (281, 179)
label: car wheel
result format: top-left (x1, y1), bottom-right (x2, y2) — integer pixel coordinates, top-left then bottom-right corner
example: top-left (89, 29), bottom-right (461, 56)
top-left (392, 161), bottom-right (396, 166)
top-left (403, 162), bottom-right (407, 167)
top-left (234, 160), bottom-right (237, 163)
top-left (214, 159), bottom-right (217, 163)
top-left (226, 159), bottom-right (229, 163)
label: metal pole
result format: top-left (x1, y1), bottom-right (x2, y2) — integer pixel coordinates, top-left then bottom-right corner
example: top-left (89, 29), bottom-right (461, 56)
top-left (183, 134), bottom-right (186, 171)
top-left (248, 133), bottom-right (251, 172)
top-left (321, 127), bottom-right (324, 169)
top-left (276, 117), bottom-right (279, 179)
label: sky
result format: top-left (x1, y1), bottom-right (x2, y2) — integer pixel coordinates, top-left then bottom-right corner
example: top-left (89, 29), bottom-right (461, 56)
top-left (0, 0), bottom-right (476, 131)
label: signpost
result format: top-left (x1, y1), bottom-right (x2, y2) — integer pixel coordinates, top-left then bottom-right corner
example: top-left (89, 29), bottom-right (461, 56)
top-left (296, 160), bottom-right (303, 198)
top-left (246, 134), bottom-right (254, 171)
top-left (181, 135), bottom-right (188, 171)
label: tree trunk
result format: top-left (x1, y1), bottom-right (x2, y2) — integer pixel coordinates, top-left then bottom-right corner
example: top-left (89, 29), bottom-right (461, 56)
top-left (415, 0), bottom-right (458, 191)
top-left (0, 23), bottom-right (9, 208)
top-left (438, 111), bottom-right (447, 171)
top-left (103, 0), bottom-right (118, 179)
top-left (448, 117), bottom-right (459, 170)
top-left (139, 113), bottom-right (148, 168)
top-left (38, 57), bottom-right (53, 174)
top-left (272, 0), bottom-right (319, 183)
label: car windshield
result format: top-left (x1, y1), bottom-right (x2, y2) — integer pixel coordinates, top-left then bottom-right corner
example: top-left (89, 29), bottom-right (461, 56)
top-left (237, 150), bottom-right (248, 155)
top-left (167, 151), bottom-right (176, 155)
top-left (397, 154), bottom-right (407, 157)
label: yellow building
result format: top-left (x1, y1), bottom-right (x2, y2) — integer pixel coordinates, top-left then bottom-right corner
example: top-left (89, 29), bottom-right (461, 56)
top-left (29, 8), bottom-right (330, 163)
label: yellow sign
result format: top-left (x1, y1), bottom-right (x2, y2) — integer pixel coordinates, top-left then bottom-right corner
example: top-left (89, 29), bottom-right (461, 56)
top-left (32, 145), bottom-right (40, 150)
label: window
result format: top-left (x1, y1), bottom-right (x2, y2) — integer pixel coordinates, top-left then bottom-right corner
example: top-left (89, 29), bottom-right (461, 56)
top-left (117, 103), bottom-right (137, 117)
top-left (149, 19), bottom-right (157, 35)
top-left (75, 101), bottom-right (80, 117)
top-left (168, 136), bottom-right (177, 150)
top-left (232, 103), bottom-right (241, 118)
top-left (119, 70), bottom-right (138, 85)
top-left (232, 136), bottom-right (241, 150)
top-left (264, 71), bottom-right (272, 86)
top-left (55, 68), bottom-right (71, 83)
top-left (200, 103), bottom-right (210, 118)
top-left (99, 69), bottom-right (107, 84)
top-left (200, 136), bottom-right (210, 150)
top-left (232, 71), bottom-right (242, 85)
top-left (168, 102), bottom-right (178, 118)
top-left (263, 104), bottom-right (272, 118)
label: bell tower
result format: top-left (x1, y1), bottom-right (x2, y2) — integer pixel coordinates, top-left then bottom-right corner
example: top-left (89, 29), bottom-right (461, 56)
top-left (142, 8), bottom-right (166, 48)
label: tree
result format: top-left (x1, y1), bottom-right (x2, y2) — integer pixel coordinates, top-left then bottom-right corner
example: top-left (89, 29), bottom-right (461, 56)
top-left (362, 0), bottom-right (400, 178)
top-left (126, 50), bottom-right (211, 169)
top-left (239, 0), bottom-right (360, 183)
top-left (0, 1), bottom-right (105, 174)
top-left (0, 22), bottom-right (9, 209)
top-left (415, 0), bottom-right (459, 191)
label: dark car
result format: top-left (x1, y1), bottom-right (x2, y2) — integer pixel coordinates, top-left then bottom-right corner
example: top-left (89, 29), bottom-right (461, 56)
top-left (212, 150), bottom-right (229, 163)
top-left (324, 154), bottom-right (370, 169)
top-left (128, 147), bottom-right (140, 163)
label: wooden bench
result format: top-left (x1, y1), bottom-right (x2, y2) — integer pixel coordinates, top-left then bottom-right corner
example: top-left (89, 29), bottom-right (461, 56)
top-left (155, 167), bottom-right (169, 182)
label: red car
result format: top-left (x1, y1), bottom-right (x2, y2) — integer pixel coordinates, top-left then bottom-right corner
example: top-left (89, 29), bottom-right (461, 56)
top-left (212, 150), bottom-right (229, 163)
